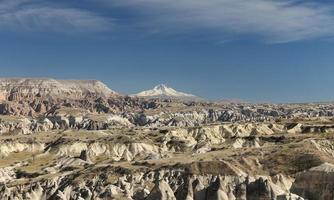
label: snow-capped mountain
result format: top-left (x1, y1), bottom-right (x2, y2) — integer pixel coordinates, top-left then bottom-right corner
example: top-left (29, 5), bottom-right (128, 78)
top-left (132, 84), bottom-right (203, 101)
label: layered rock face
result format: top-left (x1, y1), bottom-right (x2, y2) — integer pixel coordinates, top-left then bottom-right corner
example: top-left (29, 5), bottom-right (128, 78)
top-left (291, 163), bottom-right (334, 200)
top-left (0, 119), bottom-right (333, 199)
top-left (0, 78), bottom-right (116, 100)
top-left (0, 78), bottom-right (159, 116)
top-left (0, 78), bottom-right (333, 200)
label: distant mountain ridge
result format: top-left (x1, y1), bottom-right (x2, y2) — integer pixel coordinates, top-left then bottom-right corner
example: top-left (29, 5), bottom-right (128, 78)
top-left (132, 84), bottom-right (204, 101)
top-left (0, 78), bottom-right (117, 101)
top-left (0, 79), bottom-right (206, 102)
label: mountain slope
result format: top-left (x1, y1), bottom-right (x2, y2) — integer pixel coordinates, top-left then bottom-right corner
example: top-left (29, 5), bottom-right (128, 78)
top-left (0, 78), bottom-right (118, 101)
top-left (132, 84), bottom-right (203, 101)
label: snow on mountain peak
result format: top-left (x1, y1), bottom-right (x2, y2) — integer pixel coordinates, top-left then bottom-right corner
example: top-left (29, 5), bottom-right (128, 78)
top-left (132, 84), bottom-right (201, 101)
top-left (153, 84), bottom-right (168, 91)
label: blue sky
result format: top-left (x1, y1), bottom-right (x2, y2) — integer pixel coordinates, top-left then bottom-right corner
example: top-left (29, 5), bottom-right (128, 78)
top-left (0, 0), bottom-right (334, 102)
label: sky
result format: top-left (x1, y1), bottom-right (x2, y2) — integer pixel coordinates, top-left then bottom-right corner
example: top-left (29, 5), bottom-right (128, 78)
top-left (0, 0), bottom-right (334, 103)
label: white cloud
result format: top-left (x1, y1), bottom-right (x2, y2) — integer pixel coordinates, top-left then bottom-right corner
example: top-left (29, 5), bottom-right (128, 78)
top-left (1, 0), bottom-right (334, 42)
top-left (0, 0), bottom-right (111, 32)
top-left (108, 0), bottom-right (334, 43)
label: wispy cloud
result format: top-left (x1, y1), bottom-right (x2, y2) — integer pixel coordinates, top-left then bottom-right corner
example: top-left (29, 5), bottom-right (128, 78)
top-left (0, 0), bottom-right (111, 32)
top-left (108, 0), bottom-right (334, 43)
top-left (1, 0), bottom-right (334, 42)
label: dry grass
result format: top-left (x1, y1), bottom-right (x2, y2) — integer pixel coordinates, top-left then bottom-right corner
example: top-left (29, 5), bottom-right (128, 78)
top-left (260, 141), bottom-right (326, 176)
top-left (0, 152), bottom-right (36, 167)
top-left (56, 107), bottom-right (88, 116)
top-left (18, 153), bottom-right (56, 173)
top-left (0, 115), bottom-right (25, 123)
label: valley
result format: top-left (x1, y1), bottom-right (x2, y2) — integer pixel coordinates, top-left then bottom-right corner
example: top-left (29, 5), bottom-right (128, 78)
top-left (0, 78), bottom-right (333, 200)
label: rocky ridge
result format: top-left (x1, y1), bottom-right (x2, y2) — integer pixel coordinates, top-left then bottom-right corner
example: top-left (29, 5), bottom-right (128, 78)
top-left (0, 78), bottom-right (117, 100)
top-left (0, 78), bottom-right (333, 200)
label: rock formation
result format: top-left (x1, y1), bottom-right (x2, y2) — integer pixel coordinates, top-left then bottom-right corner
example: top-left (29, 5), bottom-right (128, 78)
top-left (0, 78), bottom-right (332, 200)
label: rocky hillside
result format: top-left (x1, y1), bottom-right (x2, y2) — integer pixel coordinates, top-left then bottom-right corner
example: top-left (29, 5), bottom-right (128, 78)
top-left (0, 78), bottom-right (125, 116)
top-left (0, 78), bottom-right (117, 101)
top-left (1, 118), bottom-right (334, 199)
top-left (0, 78), bottom-right (334, 200)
